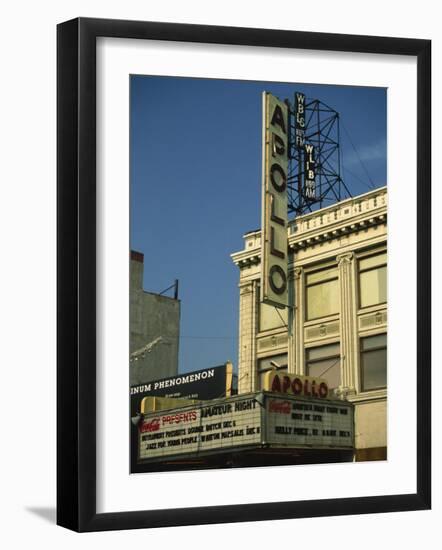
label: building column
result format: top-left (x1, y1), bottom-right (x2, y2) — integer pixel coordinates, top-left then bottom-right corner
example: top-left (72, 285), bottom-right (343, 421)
top-left (337, 252), bottom-right (357, 396)
top-left (287, 269), bottom-right (295, 375)
top-left (237, 279), bottom-right (259, 394)
top-left (293, 267), bottom-right (305, 375)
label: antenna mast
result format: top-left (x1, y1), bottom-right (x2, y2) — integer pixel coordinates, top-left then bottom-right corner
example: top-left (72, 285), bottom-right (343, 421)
top-left (287, 93), bottom-right (352, 216)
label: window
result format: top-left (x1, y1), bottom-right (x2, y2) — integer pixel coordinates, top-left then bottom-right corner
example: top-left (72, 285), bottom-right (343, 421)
top-left (360, 333), bottom-right (387, 391)
top-left (306, 267), bottom-right (339, 320)
top-left (359, 252), bottom-right (387, 308)
top-left (258, 354), bottom-right (288, 389)
top-left (306, 343), bottom-right (341, 390)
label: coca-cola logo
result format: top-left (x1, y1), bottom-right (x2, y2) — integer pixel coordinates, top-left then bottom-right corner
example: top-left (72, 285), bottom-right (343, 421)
top-left (140, 418), bottom-right (160, 433)
top-left (269, 400), bottom-right (291, 414)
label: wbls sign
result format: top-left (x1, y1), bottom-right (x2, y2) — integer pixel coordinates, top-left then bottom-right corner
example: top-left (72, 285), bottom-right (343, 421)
top-left (295, 92), bottom-right (306, 147)
top-left (295, 92), bottom-right (317, 201)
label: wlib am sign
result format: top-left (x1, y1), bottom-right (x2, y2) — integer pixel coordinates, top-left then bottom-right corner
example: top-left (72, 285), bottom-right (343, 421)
top-left (261, 92), bottom-right (288, 309)
top-left (304, 143), bottom-right (316, 200)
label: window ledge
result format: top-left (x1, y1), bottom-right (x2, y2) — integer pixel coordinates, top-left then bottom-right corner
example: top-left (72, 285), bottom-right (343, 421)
top-left (304, 314), bottom-right (339, 327)
top-left (348, 389), bottom-right (387, 403)
top-left (357, 303), bottom-right (387, 315)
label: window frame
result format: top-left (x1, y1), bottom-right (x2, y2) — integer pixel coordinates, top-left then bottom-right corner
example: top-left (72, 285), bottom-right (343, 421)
top-left (359, 332), bottom-right (387, 392)
top-left (305, 266), bottom-right (340, 321)
top-left (358, 251), bottom-right (387, 310)
top-left (257, 353), bottom-right (288, 390)
top-left (305, 341), bottom-right (341, 389)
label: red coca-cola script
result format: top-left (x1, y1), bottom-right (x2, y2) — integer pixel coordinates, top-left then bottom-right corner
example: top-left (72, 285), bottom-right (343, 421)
top-left (140, 418), bottom-right (160, 433)
top-left (268, 400), bottom-right (291, 414)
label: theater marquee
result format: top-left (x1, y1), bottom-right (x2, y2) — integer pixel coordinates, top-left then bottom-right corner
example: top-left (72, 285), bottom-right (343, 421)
top-left (138, 396), bottom-right (261, 461)
top-left (261, 92), bottom-right (289, 308)
top-left (138, 392), bottom-right (354, 463)
top-left (266, 396), bottom-right (353, 449)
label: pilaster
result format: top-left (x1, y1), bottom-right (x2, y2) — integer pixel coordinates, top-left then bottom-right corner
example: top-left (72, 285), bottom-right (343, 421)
top-left (287, 270), bottom-right (295, 374)
top-left (337, 252), bottom-right (357, 395)
top-left (237, 280), bottom-right (259, 393)
top-left (293, 267), bottom-right (305, 375)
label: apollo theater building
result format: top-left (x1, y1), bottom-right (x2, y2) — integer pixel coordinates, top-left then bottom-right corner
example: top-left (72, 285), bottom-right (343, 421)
top-left (230, 93), bottom-right (387, 463)
top-left (134, 92), bottom-right (386, 471)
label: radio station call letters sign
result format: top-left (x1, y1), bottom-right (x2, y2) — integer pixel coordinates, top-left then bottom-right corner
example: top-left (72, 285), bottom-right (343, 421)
top-left (295, 92), bottom-right (316, 201)
top-left (261, 92), bottom-right (289, 309)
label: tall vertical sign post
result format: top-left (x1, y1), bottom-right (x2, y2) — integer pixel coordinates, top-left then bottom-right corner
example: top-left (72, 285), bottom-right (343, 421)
top-left (261, 93), bottom-right (289, 309)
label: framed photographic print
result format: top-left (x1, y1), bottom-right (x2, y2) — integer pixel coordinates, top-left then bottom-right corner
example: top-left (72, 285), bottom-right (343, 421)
top-left (57, 17), bottom-right (431, 532)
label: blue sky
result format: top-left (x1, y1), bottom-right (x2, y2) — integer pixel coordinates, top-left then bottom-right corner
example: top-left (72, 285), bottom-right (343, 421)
top-left (130, 76), bottom-right (386, 374)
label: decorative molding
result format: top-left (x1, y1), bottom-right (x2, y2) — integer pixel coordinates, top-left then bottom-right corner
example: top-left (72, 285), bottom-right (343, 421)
top-left (337, 252), bottom-right (354, 265)
top-left (232, 187), bottom-right (387, 261)
top-left (239, 283), bottom-right (254, 296)
top-left (257, 334), bottom-right (288, 351)
top-left (305, 321), bottom-right (340, 341)
top-left (333, 386), bottom-right (356, 400)
top-left (288, 213), bottom-right (387, 252)
top-left (236, 255), bottom-right (261, 268)
top-left (359, 310), bottom-right (387, 330)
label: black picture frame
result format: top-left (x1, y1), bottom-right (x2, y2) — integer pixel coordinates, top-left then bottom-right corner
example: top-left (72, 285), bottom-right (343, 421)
top-left (57, 17), bottom-right (431, 532)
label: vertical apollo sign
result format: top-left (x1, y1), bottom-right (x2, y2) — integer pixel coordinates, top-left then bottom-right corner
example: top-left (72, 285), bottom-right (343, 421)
top-left (261, 93), bottom-right (288, 308)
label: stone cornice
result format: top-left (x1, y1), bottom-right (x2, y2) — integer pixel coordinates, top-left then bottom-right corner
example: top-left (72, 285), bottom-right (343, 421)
top-left (231, 187), bottom-right (387, 267)
top-left (289, 212), bottom-right (387, 252)
top-left (230, 252), bottom-right (261, 268)
top-left (231, 215), bottom-right (387, 268)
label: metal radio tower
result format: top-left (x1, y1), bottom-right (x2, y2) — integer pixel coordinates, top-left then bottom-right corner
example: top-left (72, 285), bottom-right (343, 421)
top-left (286, 93), bottom-right (352, 216)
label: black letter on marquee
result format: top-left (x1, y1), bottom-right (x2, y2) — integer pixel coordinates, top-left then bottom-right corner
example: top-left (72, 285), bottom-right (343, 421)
top-left (272, 133), bottom-right (285, 157)
top-left (270, 163), bottom-right (287, 193)
top-left (270, 226), bottom-right (285, 259)
top-left (271, 105), bottom-right (286, 134)
top-left (268, 265), bottom-right (287, 295)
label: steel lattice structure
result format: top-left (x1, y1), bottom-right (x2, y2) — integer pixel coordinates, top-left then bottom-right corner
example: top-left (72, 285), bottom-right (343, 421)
top-left (287, 95), bottom-right (352, 216)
